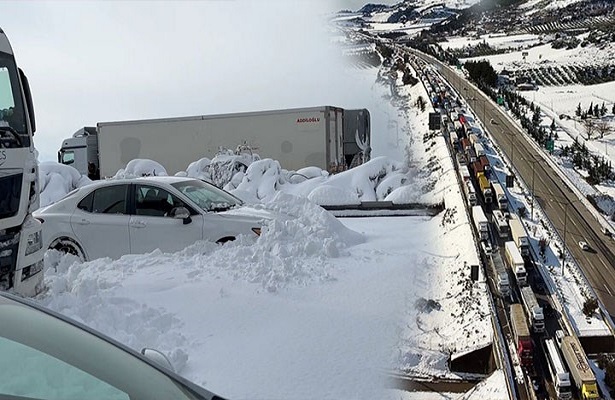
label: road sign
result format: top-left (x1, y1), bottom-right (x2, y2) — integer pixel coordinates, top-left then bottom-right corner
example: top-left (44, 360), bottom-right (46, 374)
top-left (497, 96), bottom-right (504, 105)
top-left (546, 139), bottom-right (554, 153)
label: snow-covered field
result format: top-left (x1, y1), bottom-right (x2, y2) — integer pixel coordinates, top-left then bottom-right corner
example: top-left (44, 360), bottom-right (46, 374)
top-left (458, 34), bottom-right (615, 73)
top-left (440, 34), bottom-right (543, 52)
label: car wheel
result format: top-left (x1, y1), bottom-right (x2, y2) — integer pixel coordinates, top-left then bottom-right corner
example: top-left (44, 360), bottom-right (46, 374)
top-left (50, 238), bottom-right (86, 262)
top-left (216, 236), bottom-right (236, 245)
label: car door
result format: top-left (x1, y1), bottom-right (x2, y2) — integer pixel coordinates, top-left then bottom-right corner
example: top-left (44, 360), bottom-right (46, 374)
top-left (70, 184), bottom-right (130, 260)
top-left (129, 184), bottom-right (203, 255)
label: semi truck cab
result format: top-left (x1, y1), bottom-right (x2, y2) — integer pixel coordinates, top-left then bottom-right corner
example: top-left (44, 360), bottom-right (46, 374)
top-left (0, 27), bottom-right (44, 296)
top-left (58, 127), bottom-right (99, 179)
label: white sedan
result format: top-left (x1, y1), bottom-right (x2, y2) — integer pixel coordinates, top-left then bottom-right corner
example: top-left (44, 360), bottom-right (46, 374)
top-left (34, 176), bottom-right (270, 261)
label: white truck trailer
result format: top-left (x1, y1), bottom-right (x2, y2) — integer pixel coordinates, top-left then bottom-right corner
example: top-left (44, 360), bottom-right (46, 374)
top-left (509, 215), bottom-right (530, 257)
top-left (520, 286), bottom-right (545, 333)
top-left (492, 182), bottom-right (508, 211)
top-left (464, 180), bottom-right (477, 206)
top-left (472, 205), bottom-right (489, 241)
top-left (504, 241), bottom-right (527, 286)
top-left (488, 253), bottom-right (510, 298)
top-left (0, 27), bottom-right (45, 296)
top-left (58, 106), bottom-right (371, 178)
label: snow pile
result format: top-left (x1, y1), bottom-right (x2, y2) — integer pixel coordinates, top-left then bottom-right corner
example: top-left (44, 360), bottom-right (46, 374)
top-left (183, 151), bottom-right (260, 189)
top-left (39, 156), bottom-right (421, 208)
top-left (42, 191), bottom-right (364, 297)
top-left (40, 250), bottom-right (192, 372)
top-left (113, 159), bottom-right (168, 178)
top-left (38, 162), bottom-right (92, 207)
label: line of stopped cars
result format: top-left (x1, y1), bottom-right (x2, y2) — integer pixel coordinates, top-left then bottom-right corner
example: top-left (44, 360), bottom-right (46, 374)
top-left (33, 176), bottom-right (274, 261)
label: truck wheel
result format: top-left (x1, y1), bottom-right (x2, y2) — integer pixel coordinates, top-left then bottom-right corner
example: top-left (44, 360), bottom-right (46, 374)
top-left (51, 238), bottom-right (86, 262)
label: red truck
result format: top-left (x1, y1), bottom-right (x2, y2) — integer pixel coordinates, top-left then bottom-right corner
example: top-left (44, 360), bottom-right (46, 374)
top-left (510, 303), bottom-right (533, 368)
top-left (478, 155), bottom-right (491, 177)
top-left (471, 160), bottom-right (484, 177)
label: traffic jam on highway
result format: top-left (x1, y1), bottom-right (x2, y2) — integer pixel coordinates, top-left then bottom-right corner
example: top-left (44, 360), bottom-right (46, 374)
top-left (415, 54), bottom-right (604, 400)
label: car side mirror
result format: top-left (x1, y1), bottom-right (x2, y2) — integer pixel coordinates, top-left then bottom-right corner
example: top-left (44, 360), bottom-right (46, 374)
top-left (170, 206), bottom-right (192, 224)
top-left (140, 348), bottom-right (175, 372)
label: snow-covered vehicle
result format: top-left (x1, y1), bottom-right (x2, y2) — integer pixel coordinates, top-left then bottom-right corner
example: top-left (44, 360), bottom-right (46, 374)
top-left (578, 241), bottom-right (590, 251)
top-left (34, 176), bottom-right (272, 261)
top-left (0, 291), bottom-right (225, 400)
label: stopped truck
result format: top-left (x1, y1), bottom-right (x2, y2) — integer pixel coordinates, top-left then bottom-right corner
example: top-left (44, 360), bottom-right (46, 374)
top-left (509, 216), bottom-right (529, 256)
top-left (510, 303), bottom-right (533, 368)
top-left (472, 205), bottom-right (489, 241)
top-left (520, 286), bottom-right (545, 333)
top-left (0, 28), bottom-right (45, 296)
top-left (504, 241), bottom-right (527, 286)
top-left (477, 172), bottom-right (492, 203)
top-left (59, 106), bottom-right (371, 178)
top-left (560, 335), bottom-right (599, 399)
top-left (492, 182), bottom-right (507, 211)
top-left (488, 253), bottom-right (510, 297)
top-left (478, 154), bottom-right (490, 177)
top-left (464, 180), bottom-right (477, 206)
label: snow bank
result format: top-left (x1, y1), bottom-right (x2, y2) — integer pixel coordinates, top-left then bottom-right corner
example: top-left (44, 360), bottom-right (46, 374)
top-left (38, 162), bottom-right (92, 207)
top-left (38, 156), bottom-right (419, 208)
top-left (113, 159), bottom-right (168, 178)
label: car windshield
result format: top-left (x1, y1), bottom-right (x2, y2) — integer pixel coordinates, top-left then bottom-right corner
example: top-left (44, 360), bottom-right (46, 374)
top-left (171, 179), bottom-right (242, 212)
top-left (0, 50), bottom-right (28, 148)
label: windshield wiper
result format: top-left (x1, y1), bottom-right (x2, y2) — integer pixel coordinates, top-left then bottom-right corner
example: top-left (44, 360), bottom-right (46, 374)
top-left (0, 126), bottom-right (23, 148)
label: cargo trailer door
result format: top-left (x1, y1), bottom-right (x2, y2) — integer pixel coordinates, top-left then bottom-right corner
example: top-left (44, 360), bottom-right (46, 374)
top-left (326, 108), bottom-right (344, 172)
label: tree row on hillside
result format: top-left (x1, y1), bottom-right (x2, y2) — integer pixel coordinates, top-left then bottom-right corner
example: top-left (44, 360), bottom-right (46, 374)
top-left (575, 101), bottom-right (615, 119)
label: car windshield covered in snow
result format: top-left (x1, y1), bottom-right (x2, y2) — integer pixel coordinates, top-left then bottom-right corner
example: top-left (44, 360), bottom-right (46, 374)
top-left (171, 179), bottom-right (242, 212)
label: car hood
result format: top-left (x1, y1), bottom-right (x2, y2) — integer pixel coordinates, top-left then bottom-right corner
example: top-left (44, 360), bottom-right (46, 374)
top-left (217, 206), bottom-right (277, 222)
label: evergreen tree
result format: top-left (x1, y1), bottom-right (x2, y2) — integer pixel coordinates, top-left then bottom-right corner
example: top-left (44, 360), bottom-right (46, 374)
top-left (532, 107), bottom-right (541, 127)
top-left (594, 104), bottom-right (600, 117)
top-left (601, 102), bottom-right (607, 116)
top-left (576, 103), bottom-right (582, 117)
top-left (550, 119), bottom-right (556, 132)
top-left (612, 103), bottom-right (615, 115)
top-left (588, 102), bottom-right (594, 116)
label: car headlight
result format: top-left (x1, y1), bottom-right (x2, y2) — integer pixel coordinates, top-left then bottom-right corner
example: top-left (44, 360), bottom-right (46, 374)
top-left (251, 227), bottom-right (262, 236)
top-left (25, 231), bottom-right (42, 256)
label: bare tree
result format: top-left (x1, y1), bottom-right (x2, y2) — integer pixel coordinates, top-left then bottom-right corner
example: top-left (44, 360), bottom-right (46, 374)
top-left (583, 118), bottom-right (596, 140)
top-left (596, 119), bottom-right (613, 139)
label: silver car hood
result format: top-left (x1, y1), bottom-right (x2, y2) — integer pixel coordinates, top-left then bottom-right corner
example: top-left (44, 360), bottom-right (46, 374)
top-left (217, 206), bottom-right (276, 222)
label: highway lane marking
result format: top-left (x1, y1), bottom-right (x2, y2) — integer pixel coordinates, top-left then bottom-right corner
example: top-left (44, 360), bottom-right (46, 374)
top-left (605, 284), bottom-right (613, 296)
